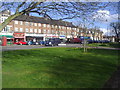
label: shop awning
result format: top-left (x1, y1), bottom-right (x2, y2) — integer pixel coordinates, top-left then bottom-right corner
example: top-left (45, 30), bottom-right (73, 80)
top-left (0, 35), bottom-right (13, 38)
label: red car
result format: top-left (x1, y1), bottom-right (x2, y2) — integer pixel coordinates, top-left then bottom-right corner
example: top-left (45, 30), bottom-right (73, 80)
top-left (14, 41), bottom-right (27, 45)
top-left (70, 38), bottom-right (82, 43)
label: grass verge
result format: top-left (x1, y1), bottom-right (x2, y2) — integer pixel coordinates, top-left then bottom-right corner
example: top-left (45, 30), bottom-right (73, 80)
top-left (2, 47), bottom-right (119, 88)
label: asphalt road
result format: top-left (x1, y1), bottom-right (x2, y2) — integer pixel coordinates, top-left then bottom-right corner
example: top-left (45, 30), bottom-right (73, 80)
top-left (1, 44), bottom-right (120, 51)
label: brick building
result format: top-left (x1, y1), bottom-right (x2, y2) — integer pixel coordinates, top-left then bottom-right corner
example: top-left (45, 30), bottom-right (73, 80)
top-left (0, 10), bottom-right (103, 45)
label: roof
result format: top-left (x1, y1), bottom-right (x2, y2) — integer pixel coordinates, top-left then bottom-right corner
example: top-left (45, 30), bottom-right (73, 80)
top-left (0, 10), bottom-right (11, 15)
top-left (13, 15), bottom-right (77, 28)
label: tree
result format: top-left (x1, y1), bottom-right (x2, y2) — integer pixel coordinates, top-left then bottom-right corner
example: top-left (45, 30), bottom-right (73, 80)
top-left (110, 22), bottom-right (120, 42)
top-left (0, 1), bottom-right (110, 32)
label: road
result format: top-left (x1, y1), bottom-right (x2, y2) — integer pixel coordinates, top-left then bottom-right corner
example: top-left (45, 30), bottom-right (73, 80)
top-left (1, 44), bottom-right (120, 51)
top-left (1, 44), bottom-right (82, 51)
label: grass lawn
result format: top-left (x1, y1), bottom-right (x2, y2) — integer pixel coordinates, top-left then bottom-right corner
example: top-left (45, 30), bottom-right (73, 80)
top-left (87, 42), bottom-right (120, 48)
top-left (2, 47), bottom-right (119, 88)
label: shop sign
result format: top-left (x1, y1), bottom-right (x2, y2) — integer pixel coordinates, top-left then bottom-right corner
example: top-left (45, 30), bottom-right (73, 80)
top-left (80, 36), bottom-right (90, 39)
top-left (13, 33), bottom-right (25, 38)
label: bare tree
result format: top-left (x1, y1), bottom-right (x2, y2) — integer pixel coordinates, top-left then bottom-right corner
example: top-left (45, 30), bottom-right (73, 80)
top-left (0, 1), bottom-right (110, 31)
top-left (110, 22), bottom-right (120, 42)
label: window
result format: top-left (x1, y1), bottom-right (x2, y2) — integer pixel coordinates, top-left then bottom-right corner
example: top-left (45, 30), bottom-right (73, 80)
top-left (30, 22), bottom-right (33, 26)
top-left (34, 29), bottom-right (37, 33)
top-left (74, 32), bottom-right (76, 35)
top-left (47, 24), bottom-right (50, 27)
top-left (55, 25), bottom-right (57, 28)
top-left (34, 23), bottom-right (37, 26)
top-left (59, 26), bottom-right (61, 29)
top-left (89, 31), bottom-right (91, 33)
top-left (30, 29), bottom-right (33, 32)
top-left (43, 24), bottom-right (46, 27)
top-left (77, 29), bottom-right (79, 32)
top-left (38, 29), bottom-right (41, 33)
top-left (25, 22), bottom-right (29, 25)
top-left (48, 30), bottom-right (51, 34)
top-left (52, 30), bottom-right (55, 34)
top-left (52, 25), bottom-right (54, 28)
top-left (15, 21), bottom-right (18, 24)
top-left (20, 21), bottom-right (23, 25)
top-left (44, 29), bottom-right (46, 33)
top-left (1, 18), bottom-right (4, 22)
top-left (20, 28), bottom-right (23, 32)
top-left (15, 27), bottom-right (18, 32)
top-left (38, 23), bottom-right (41, 26)
top-left (26, 28), bottom-right (29, 32)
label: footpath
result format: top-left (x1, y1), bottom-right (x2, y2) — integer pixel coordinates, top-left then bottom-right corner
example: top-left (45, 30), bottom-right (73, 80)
top-left (103, 66), bottom-right (120, 88)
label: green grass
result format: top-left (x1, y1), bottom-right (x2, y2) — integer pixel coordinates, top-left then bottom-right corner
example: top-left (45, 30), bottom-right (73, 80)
top-left (87, 42), bottom-right (120, 48)
top-left (2, 47), bottom-right (119, 88)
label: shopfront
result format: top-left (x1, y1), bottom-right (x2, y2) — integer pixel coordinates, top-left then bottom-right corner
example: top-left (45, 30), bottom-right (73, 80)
top-left (25, 33), bottom-right (44, 42)
top-left (13, 33), bottom-right (25, 42)
top-left (0, 35), bottom-right (14, 46)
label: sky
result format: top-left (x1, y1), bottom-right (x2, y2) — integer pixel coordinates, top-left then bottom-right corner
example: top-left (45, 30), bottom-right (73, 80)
top-left (66, 2), bottom-right (119, 35)
top-left (1, 1), bottom-right (119, 35)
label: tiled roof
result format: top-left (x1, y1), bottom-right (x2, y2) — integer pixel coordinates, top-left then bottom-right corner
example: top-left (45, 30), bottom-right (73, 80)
top-left (13, 15), bottom-right (77, 28)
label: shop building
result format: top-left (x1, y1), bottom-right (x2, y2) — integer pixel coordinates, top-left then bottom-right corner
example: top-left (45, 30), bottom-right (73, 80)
top-left (0, 10), bottom-right (104, 46)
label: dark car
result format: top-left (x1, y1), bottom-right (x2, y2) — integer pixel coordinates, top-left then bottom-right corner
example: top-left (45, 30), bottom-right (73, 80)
top-left (87, 40), bottom-right (93, 44)
top-left (45, 38), bottom-right (61, 46)
top-left (101, 40), bottom-right (110, 43)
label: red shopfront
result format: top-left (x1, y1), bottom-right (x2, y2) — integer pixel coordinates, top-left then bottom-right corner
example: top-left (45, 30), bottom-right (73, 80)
top-left (13, 33), bottom-right (25, 42)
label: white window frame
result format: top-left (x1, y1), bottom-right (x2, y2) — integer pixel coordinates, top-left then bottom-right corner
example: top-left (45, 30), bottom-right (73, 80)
top-left (25, 22), bottom-right (29, 25)
top-left (20, 21), bottom-right (23, 25)
top-left (15, 27), bottom-right (18, 32)
top-left (26, 28), bottom-right (29, 32)
top-left (34, 23), bottom-right (37, 26)
top-left (15, 21), bottom-right (18, 24)
top-left (20, 28), bottom-right (23, 32)
top-left (34, 29), bottom-right (37, 33)
top-left (38, 23), bottom-right (41, 26)
top-left (30, 28), bottom-right (33, 32)
top-left (38, 29), bottom-right (41, 33)
top-left (44, 29), bottom-right (46, 33)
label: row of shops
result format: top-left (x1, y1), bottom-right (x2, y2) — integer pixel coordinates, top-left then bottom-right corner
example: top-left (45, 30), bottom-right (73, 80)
top-left (0, 32), bottom-right (67, 46)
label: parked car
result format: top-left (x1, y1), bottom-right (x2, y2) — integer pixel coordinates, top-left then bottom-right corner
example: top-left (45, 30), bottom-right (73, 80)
top-left (70, 38), bottom-right (82, 43)
top-left (14, 41), bottom-right (27, 45)
top-left (87, 40), bottom-right (93, 44)
top-left (45, 38), bottom-right (61, 46)
top-left (101, 40), bottom-right (110, 43)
